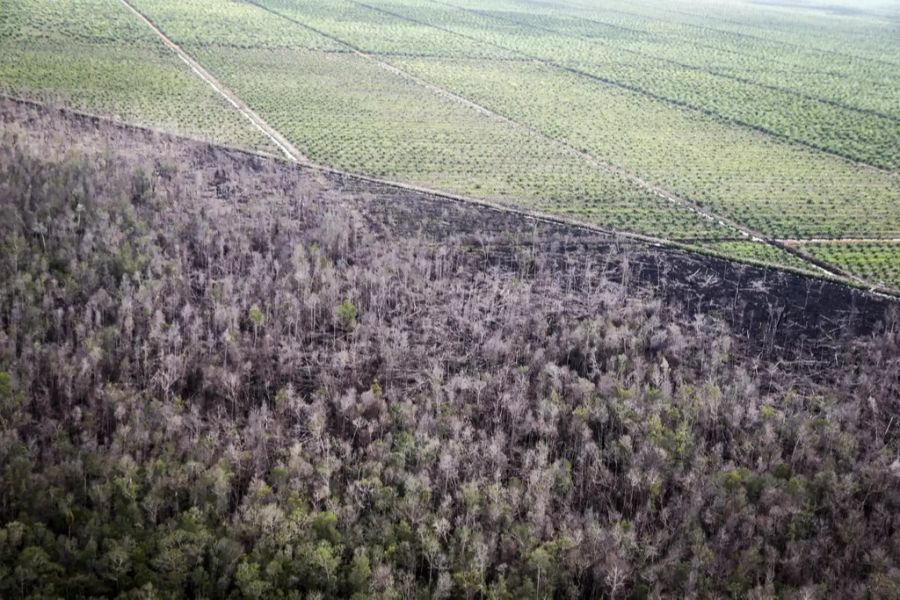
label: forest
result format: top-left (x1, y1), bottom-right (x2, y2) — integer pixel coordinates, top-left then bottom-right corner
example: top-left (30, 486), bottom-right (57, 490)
top-left (0, 100), bottom-right (898, 599)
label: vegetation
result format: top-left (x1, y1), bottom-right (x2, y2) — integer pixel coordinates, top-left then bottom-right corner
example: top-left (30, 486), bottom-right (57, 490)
top-left (236, 0), bottom-right (898, 240)
top-left (697, 241), bottom-right (820, 275)
top-left (0, 91), bottom-right (898, 600)
top-left (1, 1), bottom-right (898, 597)
top-left (206, 48), bottom-right (737, 238)
top-left (390, 54), bottom-right (899, 241)
top-left (389, 0), bottom-right (900, 168)
top-left (0, 0), bottom-right (277, 152)
top-left (802, 242), bottom-right (900, 290)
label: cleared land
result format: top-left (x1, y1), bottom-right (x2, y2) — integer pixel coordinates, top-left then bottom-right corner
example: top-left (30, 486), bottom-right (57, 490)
top-left (1, 0), bottom-right (898, 289)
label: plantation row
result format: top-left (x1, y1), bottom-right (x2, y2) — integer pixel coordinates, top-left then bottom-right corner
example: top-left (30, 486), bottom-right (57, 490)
top-left (461, 0), bottom-right (900, 119)
top-left (249, 0), bottom-right (900, 135)
top-left (393, 58), bottom-right (900, 239)
top-left (191, 46), bottom-right (731, 240)
top-left (226, 0), bottom-right (898, 237)
top-left (699, 242), bottom-right (819, 276)
top-left (400, 0), bottom-right (899, 169)
top-left (118, 0), bottom-right (341, 51)
top-left (591, 0), bottom-right (900, 66)
top-left (0, 0), bottom-right (278, 153)
top-left (145, 0), bottom-right (512, 59)
top-left (601, 24), bottom-right (899, 120)
top-left (114, 0), bottom-right (742, 241)
top-left (803, 243), bottom-right (900, 290)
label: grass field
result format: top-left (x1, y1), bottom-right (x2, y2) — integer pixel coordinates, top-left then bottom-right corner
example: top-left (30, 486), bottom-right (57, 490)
top-left (1, 0), bottom-right (898, 288)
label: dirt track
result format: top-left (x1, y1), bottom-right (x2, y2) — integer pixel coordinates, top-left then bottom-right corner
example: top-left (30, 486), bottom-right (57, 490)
top-left (118, 0), bottom-right (309, 164)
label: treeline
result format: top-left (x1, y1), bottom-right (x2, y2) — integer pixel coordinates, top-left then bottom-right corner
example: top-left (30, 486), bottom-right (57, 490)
top-left (0, 123), bottom-right (898, 599)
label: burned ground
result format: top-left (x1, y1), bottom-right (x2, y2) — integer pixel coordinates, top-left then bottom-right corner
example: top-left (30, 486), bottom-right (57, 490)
top-left (5, 98), bottom-right (891, 364)
top-left (1, 98), bottom-right (897, 599)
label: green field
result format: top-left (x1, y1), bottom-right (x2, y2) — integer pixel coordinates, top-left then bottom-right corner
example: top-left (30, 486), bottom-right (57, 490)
top-left (2, 0), bottom-right (898, 288)
top-left (802, 242), bottom-right (900, 289)
top-left (394, 0), bottom-right (900, 168)
top-left (698, 241), bottom-right (821, 275)
top-left (0, 0), bottom-right (278, 152)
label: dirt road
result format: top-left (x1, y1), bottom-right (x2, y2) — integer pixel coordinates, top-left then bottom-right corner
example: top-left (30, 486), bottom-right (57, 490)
top-left (118, 0), bottom-right (310, 164)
